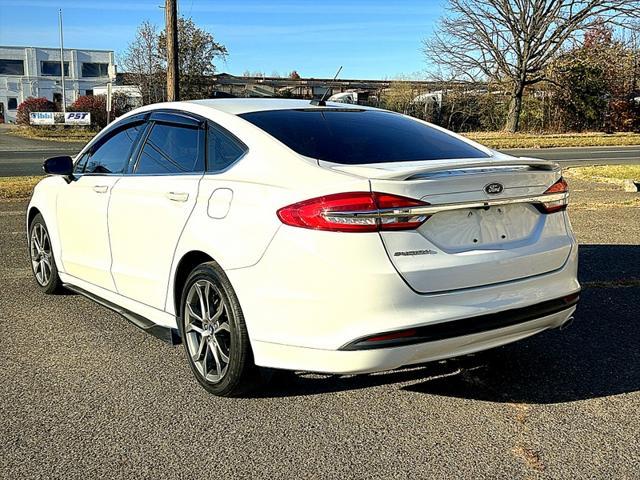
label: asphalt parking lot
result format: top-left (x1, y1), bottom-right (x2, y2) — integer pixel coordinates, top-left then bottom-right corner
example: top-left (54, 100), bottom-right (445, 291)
top-left (1, 175), bottom-right (638, 479)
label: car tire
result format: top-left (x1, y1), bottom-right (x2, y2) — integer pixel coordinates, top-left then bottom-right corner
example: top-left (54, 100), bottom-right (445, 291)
top-left (29, 213), bottom-right (63, 294)
top-left (178, 261), bottom-right (260, 397)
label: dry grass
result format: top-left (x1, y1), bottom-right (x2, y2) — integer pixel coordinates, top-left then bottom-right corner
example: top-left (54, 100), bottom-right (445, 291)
top-left (464, 131), bottom-right (640, 149)
top-left (566, 165), bottom-right (640, 182)
top-left (0, 176), bottom-right (41, 199)
top-left (569, 199), bottom-right (640, 210)
top-left (9, 126), bottom-right (96, 142)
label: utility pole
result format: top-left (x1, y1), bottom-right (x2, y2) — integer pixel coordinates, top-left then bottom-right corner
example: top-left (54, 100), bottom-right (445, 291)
top-left (106, 82), bottom-right (112, 124)
top-left (58, 9), bottom-right (67, 113)
top-left (165, 0), bottom-right (179, 101)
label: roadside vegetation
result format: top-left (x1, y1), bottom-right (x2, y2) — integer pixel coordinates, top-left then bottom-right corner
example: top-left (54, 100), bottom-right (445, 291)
top-left (421, 2), bottom-right (639, 133)
top-left (566, 165), bottom-right (640, 183)
top-left (0, 176), bottom-right (40, 200)
top-left (464, 132), bottom-right (640, 149)
top-left (9, 126), bottom-right (95, 142)
top-left (14, 94), bottom-right (130, 130)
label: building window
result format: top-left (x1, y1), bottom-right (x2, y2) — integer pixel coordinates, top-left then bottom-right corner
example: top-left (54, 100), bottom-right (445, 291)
top-left (8, 98), bottom-right (18, 110)
top-left (85, 89), bottom-right (94, 96)
top-left (0, 59), bottom-right (25, 75)
top-left (81, 62), bottom-right (109, 77)
top-left (41, 61), bottom-right (70, 76)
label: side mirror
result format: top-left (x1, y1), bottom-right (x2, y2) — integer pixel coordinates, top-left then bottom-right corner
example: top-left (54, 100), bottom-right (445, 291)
top-left (43, 156), bottom-right (74, 176)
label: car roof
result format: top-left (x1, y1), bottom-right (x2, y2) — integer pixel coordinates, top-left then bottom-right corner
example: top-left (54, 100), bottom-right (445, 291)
top-left (186, 98), bottom-right (375, 115)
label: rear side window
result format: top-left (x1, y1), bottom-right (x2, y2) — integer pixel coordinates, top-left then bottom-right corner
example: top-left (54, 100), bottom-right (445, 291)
top-left (84, 124), bottom-right (143, 174)
top-left (207, 123), bottom-right (247, 172)
top-left (135, 123), bottom-right (203, 174)
top-left (239, 109), bottom-right (489, 164)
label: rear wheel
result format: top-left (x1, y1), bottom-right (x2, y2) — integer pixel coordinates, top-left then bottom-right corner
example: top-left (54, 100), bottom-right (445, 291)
top-left (178, 262), bottom-right (260, 396)
top-left (29, 213), bottom-right (62, 294)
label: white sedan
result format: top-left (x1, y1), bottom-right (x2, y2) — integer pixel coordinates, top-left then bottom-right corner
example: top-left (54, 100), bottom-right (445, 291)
top-left (28, 99), bottom-right (580, 396)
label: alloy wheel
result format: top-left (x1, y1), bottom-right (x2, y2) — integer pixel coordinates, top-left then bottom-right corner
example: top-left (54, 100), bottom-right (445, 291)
top-left (184, 279), bottom-right (232, 383)
top-left (30, 223), bottom-right (52, 287)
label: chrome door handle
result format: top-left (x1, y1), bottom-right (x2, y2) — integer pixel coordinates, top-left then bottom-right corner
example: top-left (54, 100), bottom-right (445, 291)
top-left (93, 185), bottom-right (109, 194)
top-left (166, 191), bottom-right (189, 202)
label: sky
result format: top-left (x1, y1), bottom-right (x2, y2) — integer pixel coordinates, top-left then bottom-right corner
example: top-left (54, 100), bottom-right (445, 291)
top-left (0, 0), bottom-right (445, 79)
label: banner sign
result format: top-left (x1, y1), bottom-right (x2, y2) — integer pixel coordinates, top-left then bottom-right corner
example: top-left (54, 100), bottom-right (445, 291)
top-left (29, 112), bottom-right (55, 125)
top-left (30, 112), bottom-right (91, 126)
top-left (64, 112), bottom-right (91, 125)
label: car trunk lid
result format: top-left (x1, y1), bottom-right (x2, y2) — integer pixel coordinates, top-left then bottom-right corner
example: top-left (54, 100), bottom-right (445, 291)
top-left (321, 157), bottom-right (573, 293)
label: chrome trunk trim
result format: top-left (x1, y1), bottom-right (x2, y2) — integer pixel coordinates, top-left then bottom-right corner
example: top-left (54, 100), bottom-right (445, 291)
top-left (330, 192), bottom-right (569, 218)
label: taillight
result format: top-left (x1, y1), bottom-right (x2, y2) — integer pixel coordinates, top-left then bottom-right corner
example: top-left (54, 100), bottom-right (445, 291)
top-left (539, 177), bottom-right (569, 213)
top-left (277, 191), bottom-right (430, 232)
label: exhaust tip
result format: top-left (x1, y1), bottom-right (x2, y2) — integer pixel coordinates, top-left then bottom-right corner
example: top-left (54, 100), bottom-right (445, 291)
top-left (559, 316), bottom-right (574, 331)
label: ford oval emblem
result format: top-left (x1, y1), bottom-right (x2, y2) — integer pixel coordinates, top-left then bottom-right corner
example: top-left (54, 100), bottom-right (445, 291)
top-left (484, 182), bottom-right (504, 195)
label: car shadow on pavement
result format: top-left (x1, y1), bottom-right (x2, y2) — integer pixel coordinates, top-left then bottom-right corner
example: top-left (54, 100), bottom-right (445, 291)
top-left (255, 244), bottom-right (640, 402)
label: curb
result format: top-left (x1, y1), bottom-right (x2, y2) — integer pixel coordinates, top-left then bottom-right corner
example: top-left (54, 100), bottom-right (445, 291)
top-left (623, 179), bottom-right (640, 192)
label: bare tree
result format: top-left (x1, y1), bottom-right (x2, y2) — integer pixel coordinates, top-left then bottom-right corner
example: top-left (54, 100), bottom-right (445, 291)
top-left (159, 17), bottom-right (227, 100)
top-left (382, 79), bottom-right (421, 116)
top-left (123, 17), bottom-right (227, 103)
top-left (424, 0), bottom-right (639, 132)
top-left (121, 21), bottom-right (165, 105)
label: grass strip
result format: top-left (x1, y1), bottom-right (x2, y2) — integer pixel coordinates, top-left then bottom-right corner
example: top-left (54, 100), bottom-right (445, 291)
top-left (464, 132), bottom-right (640, 149)
top-left (0, 176), bottom-right (41, 199)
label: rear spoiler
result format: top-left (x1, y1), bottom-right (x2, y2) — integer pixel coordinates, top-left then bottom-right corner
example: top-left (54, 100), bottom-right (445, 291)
top-left (322, 157), bottom-right (559, 181)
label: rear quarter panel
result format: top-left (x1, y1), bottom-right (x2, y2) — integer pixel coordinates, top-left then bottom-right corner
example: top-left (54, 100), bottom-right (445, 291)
top-left (164, 109), bottom-right (372, 315)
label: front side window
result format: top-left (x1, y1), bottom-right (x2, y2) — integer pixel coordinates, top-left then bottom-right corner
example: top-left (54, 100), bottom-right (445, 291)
top-left (81, 62), bottom-right (109, 77)
top-left (74, 152), bottom-right (90, 173)
top-left (83, 123), bottom-right (143, 174)
top-left (240, 109), bottom-right (490, 164)
top-left (135, 123), bottom-right (203, 174)
top-left (0, 59), bottom-right (25, 75)
top-left (41, 61), bottom-right (70, 76)
top-left (207, 123), bottom-right (247, 172)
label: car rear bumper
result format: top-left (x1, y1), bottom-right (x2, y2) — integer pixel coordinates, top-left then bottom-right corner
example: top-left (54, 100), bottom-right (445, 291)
top-left (340, 292), bottom-right (579, 350)
top-left (251, 305), bottom-right (577, 374)
top-left (228, 224), bottom-right (580, 355)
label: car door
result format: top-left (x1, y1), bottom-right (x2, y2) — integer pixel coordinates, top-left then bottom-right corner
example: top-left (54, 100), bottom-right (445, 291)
top-left (56, 119), bottom-right (145, 290)
top-left (108, 112), bottom-right (205, 310)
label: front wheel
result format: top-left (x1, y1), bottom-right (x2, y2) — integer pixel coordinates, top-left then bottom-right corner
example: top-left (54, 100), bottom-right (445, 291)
top-left (178, 262), bottom-right (260, 397)
top-left (29, 213), bottom-right (63, 294)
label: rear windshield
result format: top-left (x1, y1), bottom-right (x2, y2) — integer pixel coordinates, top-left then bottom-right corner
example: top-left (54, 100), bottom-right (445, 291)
top-left (239, 109), bottom-right (489, 164)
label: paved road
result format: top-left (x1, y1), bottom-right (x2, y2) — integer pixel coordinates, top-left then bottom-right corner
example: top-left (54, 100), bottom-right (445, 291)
top-left (0, 125), bottom-right (85, 176)
top-left (0, 124), bottom-right (638, 175)
top-left (1, 176), bottom-right (638, 479)
top-left (503, 145), bottom-right (640, 166)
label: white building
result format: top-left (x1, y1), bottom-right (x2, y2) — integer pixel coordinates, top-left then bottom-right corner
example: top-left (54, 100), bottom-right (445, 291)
top-left (93, 84), bottom-right (143, 110)
top-left (0, 45), bottom-right (115, 123)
